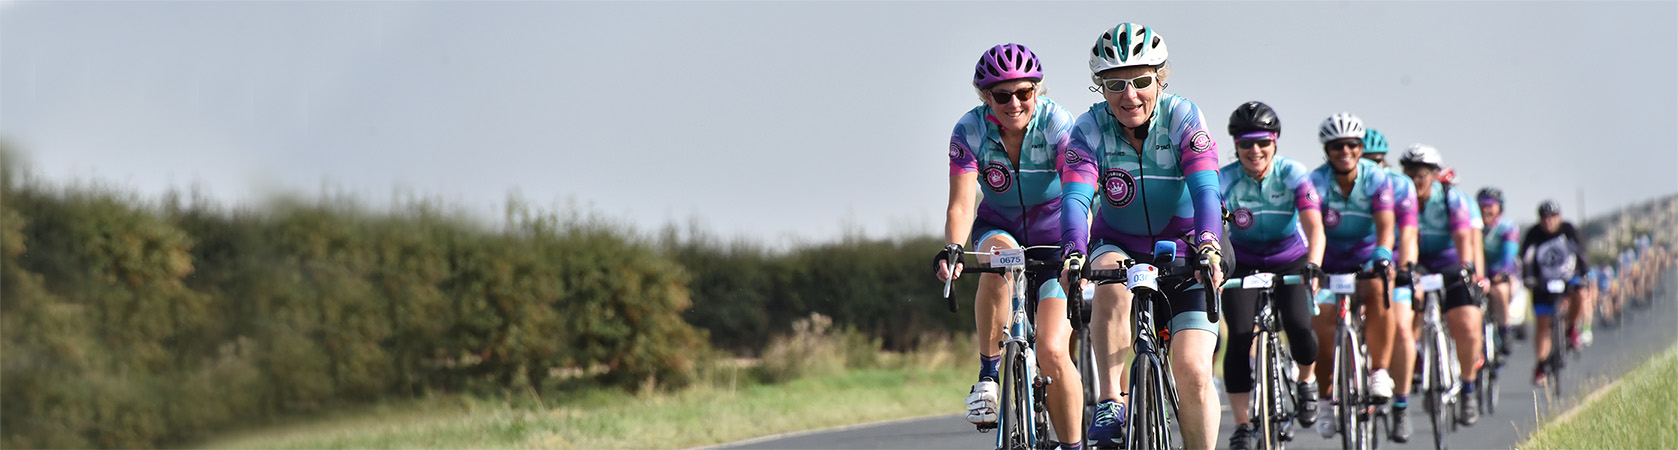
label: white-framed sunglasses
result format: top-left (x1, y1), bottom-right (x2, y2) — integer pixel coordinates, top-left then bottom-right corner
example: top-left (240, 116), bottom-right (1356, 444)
top-left (1095, 74), bottom-right (1159, 92)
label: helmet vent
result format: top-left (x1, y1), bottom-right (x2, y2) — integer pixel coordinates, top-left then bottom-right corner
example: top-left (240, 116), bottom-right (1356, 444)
top-left (1151, 36), bottom-right (1161, 48)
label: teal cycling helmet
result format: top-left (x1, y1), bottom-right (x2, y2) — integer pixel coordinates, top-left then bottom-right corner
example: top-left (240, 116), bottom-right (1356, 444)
top-left (1363, 128), bottom-right (1390, 154)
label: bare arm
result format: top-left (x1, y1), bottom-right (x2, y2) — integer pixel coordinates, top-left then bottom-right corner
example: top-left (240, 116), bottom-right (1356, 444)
top-left (1453, 227), bottom-right (1479, 278)
top-left (1301, 209), bottom-right (1326, 266)
top-left (945, 172), bottom-right (979, 247)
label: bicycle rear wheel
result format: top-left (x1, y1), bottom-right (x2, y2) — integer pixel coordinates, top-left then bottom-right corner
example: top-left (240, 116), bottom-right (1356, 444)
top-left (1479, 321), bottom-right (1499, 416)
top-left (1422, 327), bottom-right (1448, 450)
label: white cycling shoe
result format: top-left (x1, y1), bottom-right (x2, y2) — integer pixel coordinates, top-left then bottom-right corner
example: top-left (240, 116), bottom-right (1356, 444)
top-left (1316, 400), bottom-right (1338, 438)
top-left (966, 380), bottom-right (999, 425)
top-left (1371, 369), bottom-right (1395, 400)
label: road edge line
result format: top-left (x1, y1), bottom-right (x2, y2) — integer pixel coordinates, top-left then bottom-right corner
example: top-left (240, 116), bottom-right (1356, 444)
top-left (683, 413), bottom-right (958, 450)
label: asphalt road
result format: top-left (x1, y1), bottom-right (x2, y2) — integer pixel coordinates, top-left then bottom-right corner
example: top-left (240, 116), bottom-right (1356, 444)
top-left (716, 269), bottom-right (1676, 450)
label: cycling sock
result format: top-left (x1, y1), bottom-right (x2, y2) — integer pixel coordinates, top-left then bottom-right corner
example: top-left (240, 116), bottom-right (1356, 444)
top-left (1393, 395), bottom-right (1408, 409)
top-left (980, 354), bottom-right (1001, 381)
top-left (1060, 441), bottom-right (1084, 450)
top-left (1462, 380), bottom-right (1476, 393)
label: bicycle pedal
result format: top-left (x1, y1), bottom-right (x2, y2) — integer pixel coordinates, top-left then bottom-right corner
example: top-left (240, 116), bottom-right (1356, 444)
top-left (976, 423), bottom-right (997, 432)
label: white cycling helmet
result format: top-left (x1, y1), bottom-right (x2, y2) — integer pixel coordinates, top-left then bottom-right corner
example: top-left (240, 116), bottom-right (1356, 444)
top-left (1089, 23), bottom-right (1169, 75)
top-left (1317, 113), bottom-right (1366, 144)
top-left (1400, 143), bottom-right (1444, 167)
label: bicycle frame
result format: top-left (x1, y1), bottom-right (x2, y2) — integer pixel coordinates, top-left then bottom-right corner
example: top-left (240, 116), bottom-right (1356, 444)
top-left (1323, 267), bottom-right (1386, 450)
top-left (1412, 272), bottom-right (1459, 450)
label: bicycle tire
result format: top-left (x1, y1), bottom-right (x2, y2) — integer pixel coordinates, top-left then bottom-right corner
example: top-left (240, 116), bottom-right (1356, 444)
top-left (1256, 332), bottom-right (1276, 450)
top-left (1003, 341), bottom-right (1031, 450)
top-left (1078, 328), bottom-right (1098, 437)
top-left (1334, 327), bottom-right (1358, 450)
top-left (1479, 321), bottom-right (1498, 416)
top-left (1549, 314), bottom-right (1564, 398)
top-left (1423, 327), bottom-right (1447, 450)
top-left (1273, 332), bottom-right (1298, 445)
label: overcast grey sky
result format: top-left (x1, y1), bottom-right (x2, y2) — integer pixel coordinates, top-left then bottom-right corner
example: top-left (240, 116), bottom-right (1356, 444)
top-left (4, 1), bottom-right (1675, 245)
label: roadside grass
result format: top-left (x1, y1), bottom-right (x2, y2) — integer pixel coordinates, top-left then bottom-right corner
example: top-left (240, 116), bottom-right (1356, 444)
top-left (1520, 342), bottom-right (1678, 450)
top-left (197, 316), bottom-right (971, 450)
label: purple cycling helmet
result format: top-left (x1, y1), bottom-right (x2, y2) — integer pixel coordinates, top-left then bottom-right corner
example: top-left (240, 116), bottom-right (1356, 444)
top-left (973, 43), bottom-right (1043, 89)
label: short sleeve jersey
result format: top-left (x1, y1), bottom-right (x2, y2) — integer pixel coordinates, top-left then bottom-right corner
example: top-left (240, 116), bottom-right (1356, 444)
top-left (948, 97), bottom-right (1075, 246)
top-left (1218, 156), bottom-right (1320, 267)
top-left (1059, 94), bottom-right (1223, 257)
top-left (1416, 183), bottom-right (1476, 270)
top-left (1309, 159), bottom-right (1395, 272)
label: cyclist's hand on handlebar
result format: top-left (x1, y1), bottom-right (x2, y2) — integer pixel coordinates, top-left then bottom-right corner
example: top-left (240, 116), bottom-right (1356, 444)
top-left (1060, 251), bottom-right (1086, 293)
top-left (1196, 242), bottom-right (1224, 290)
top-left (935, 244), bottom-right (964, 282)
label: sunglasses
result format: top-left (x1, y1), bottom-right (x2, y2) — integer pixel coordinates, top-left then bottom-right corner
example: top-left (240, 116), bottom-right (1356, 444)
top-left (1325, 141), bottom-right (1363, 151)
top-left (988, 86), bottom-right (1037, 104)
top-left (1235, 139), bottom-right (1275, 149)
top-left (1363, 154), bottom-right (1386, 163)
top-left (1098, 74), bottom-right (1159, 92)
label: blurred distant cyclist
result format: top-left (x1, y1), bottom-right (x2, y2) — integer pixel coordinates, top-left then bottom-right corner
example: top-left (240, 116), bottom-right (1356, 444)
top-left (1215, 101), bottom-right (1325, 450)
top-left (1519, 200), bottom-right (1587, 385)
top-left (1398, 143), bottom-right (1486, 425)
top-left (933, 43), bottom-right (1083, 449)
top-left (1058, 22), bottom-right (1225, 450)
top-left (1478, 186), bottom-right (1520, 356)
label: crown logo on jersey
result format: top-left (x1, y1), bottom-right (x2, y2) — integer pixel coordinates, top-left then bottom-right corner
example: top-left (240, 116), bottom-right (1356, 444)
top-left (1103, 169), bottom-right (1137, 208)
top-left (1324, 207), bottom-right (1342, 229)
top-left (984, 163), bottom-right (1012, 193)
top-left (1232, 207), bottom-right (1255, 230)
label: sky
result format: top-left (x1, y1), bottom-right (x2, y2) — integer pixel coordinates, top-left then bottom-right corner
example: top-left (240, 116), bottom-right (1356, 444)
top-left (3, 1), bottom-right (1675, 247)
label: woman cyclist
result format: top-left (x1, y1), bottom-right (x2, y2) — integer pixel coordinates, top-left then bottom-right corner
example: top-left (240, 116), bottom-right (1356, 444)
top-left (932, 43), bottom-right (1084, 450)
top-left (1478, 187), bottom-right (1520, 356)
top-left (1215, 101), bottom-right (1325, 450)
top-left (1306, 113), bottom-right (1399, 439)
top-left (1398, 143), bottom-right (1486, 426)
top-left (1359, 128), bottom-right (1421, 442)
top-left (1058, 22), bottom-right (1225, 450)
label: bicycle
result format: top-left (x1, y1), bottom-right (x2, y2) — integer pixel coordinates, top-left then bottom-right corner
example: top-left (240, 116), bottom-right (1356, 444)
top-left (1320, 261), bottom-right (1389, 450)
top-left (1475, 276), bottom-right (1501, 419)
top-left (944, 245), bottom-right (1063, 450)
top-left (1070, 279), bottom-right (1100, 441)
top-left (1410, 269), bottom-right (1461, 450)
top-left (1531, 277), bottom-right (1572, 398)
top-left (1069, 240), bottom-right (1221, 450)
top-left (1220, 271), bottom-right (1309, 450)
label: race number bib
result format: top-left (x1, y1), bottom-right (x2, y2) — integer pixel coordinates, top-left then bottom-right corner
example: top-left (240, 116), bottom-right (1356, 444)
top-left (993, 248), bottom-right (1025, 268)
top-left (1128, 264), bottom-right (1160, 292)
top-left (1546, 279), bottom-right (1567, 294)
top-left (1416, 274), bottom-right (1445, 292)
top-left (1241, 273), bottom-right (1275, 289)
top-left (1328, 274), bottom-right (1358, 295)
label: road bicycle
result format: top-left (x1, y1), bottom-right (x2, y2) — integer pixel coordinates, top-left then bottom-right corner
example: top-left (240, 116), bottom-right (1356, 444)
top-left (1410, 270), bottom-right (1460, 450)
top-left (1220, 271), bottom-right (1309, 450)
top-left (1319, 261), bottom-right (1390, 450)
top-left (944, 245), bottom-right (1064, 450)
top-left (1069, 240), bottom-right (1221, 450)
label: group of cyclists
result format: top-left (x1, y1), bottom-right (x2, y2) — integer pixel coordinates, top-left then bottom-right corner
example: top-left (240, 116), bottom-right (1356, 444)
top-left (930, 22), bottom-right (1673, 450)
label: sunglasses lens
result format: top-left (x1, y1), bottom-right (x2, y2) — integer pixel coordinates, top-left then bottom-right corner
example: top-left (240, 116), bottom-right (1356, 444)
top-left (1131, 76), bottom-right (1154, 90)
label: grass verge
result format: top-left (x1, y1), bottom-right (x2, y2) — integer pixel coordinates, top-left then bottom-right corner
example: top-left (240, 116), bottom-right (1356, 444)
top-left (197, 316), bottom-right (971, 450)
top-left (1519, 342), bottom-right (1678, 449)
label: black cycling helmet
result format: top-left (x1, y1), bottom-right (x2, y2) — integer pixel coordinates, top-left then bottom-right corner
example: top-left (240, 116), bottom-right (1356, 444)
top-left (1477, 186), bottom-right (1504, 206)
top-left (1228, 101), bottom-right (1281, 136)
top-left (1538, 200), bottom-right (1562, 218)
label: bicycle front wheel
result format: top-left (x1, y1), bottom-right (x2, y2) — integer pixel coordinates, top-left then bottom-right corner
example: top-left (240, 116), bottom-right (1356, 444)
top-left (1002, 341), bottom-right (1031, 450)
top-left (1128, 354), bottom-right (1173, 450)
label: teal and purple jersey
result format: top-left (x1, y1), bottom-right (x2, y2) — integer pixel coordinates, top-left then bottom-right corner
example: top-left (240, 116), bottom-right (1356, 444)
top-left (1382, 166), bottom-right (1420, 256)
top-left (1059, 94), bottom-right (1223, 258)
top-left (1416, 183), bottom-right (1477, 270)
top-left (1218, 156), bottom-right (1320, 267)
top-left (948, 97), bottom-right (1075, 246)
top-left (1309, 159), bottom-right (1395, 273)
top-left (1483, 217), bottom-right (1521, 277)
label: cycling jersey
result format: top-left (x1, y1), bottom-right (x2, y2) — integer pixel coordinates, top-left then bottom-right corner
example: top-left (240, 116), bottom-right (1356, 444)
top-left (1309, 159), bottom-right (1396, 273)
top-left (1416, 182), bottom-right (1476, 270)
top-left (1520, 222), bottom-right (1586, 282)
top-left (949, 97), bottom-right (1075, 247)
top-left (1381, 166), bottom-right (1420, 253)
top-left (1483, 216), bottom-right (1521, 277)
top-left (1060, 93), bottom-right (1223, 258)
top-left (1218, 156), bottom-right (1320, 267)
